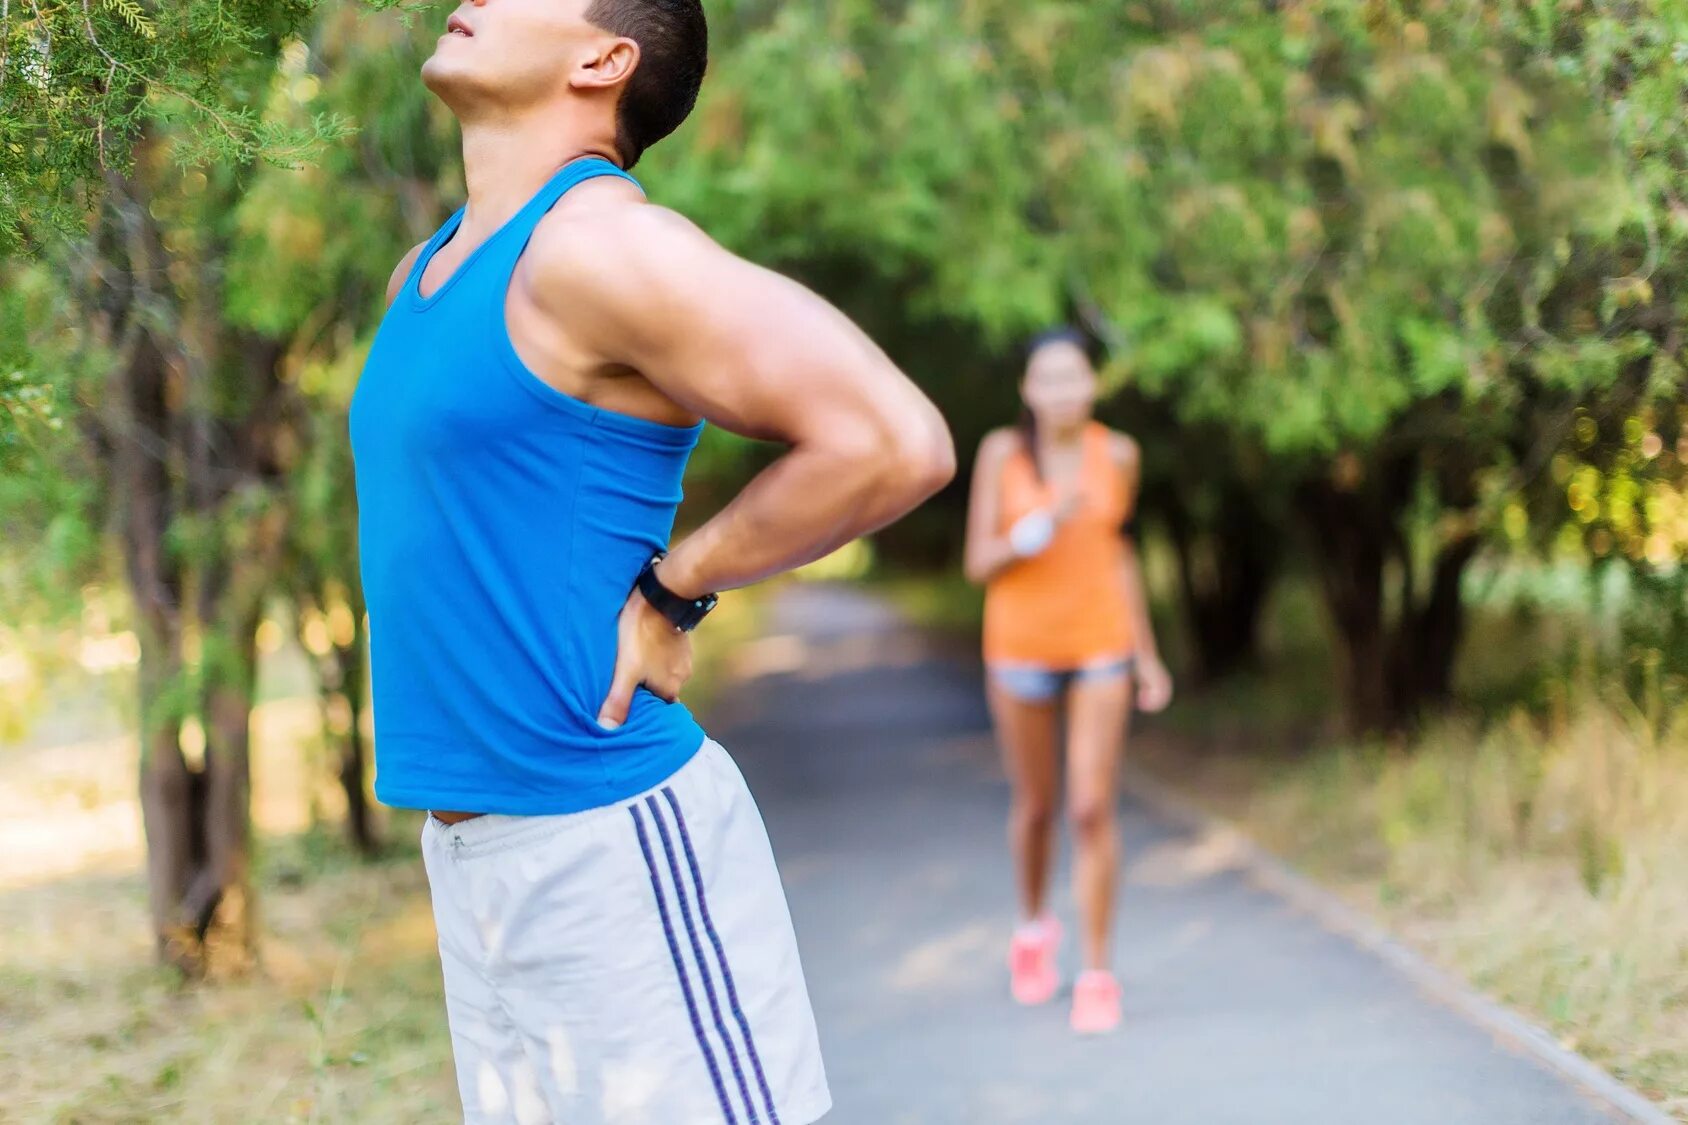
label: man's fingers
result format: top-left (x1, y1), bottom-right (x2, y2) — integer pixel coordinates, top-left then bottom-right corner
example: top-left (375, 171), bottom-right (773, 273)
top-left (647, 656), bottom-right (693, 703)
top-left (598, 664), bottom-right (639, 730)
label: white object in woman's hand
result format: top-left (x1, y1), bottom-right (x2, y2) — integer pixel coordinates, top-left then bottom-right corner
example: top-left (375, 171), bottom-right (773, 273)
top-left (1008, 509), bottom-right (1057, 558)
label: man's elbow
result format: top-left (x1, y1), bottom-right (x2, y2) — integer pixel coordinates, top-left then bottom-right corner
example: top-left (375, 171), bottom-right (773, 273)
top-left (820, 406), bottom-right (954, 519)
top-left (885, 408), bottom-right (956, 505)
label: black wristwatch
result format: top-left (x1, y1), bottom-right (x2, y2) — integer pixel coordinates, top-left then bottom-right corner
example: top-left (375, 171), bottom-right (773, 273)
top-left (636, 552), bottom-right (718, 633)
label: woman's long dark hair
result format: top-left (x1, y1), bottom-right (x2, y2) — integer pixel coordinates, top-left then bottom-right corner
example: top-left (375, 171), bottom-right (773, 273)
top-left (1018, 326), bottom-right (1093, 482)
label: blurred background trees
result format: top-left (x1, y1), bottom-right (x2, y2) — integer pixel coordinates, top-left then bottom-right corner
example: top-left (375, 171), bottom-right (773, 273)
top-left (3, 0), bottom-right (383, 972)
top-left (648, 0), bottom-right (1678, 736)
top-left (3, 0), bottom-right (1685, 972)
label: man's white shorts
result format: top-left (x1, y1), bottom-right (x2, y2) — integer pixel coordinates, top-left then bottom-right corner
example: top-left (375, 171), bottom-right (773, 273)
top-left (421, 739), bottom-right (831, 1124)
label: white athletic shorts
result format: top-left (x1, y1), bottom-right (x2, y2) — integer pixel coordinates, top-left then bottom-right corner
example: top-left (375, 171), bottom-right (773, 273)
top-left (420, 739), bottom-right (831, 1125)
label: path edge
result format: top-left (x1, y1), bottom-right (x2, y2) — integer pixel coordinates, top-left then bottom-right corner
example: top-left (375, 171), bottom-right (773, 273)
top-left (1124, 767), bottom-right (1675, 1125)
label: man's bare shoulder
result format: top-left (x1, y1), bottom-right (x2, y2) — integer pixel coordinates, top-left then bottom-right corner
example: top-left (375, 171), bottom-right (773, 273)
top-left (385, 241), bottom-right (428, 308)
top-left (523, 182), bottom-right (712, 305)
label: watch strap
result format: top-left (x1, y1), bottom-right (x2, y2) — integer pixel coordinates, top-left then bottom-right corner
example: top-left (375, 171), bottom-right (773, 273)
top-left (636, 553), bottom-right (718, 632)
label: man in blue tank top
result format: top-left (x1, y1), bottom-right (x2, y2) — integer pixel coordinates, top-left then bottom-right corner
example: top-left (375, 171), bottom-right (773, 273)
top-left (349, 2), bottom-right (954, 1122)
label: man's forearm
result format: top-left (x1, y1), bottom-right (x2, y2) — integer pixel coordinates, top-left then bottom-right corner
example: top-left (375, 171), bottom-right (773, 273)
top-left (659, 432), bottom-right (951, 598)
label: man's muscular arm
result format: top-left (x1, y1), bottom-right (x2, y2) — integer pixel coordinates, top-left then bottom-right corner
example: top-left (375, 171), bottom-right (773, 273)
top-left (527, 203), bottom-right (956, 726)
top-left (534, 204), bottom-right (955, 595)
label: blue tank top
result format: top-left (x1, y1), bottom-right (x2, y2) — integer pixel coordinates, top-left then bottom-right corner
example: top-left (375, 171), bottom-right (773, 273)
top-left (350, 158), bottom-right (707, 816)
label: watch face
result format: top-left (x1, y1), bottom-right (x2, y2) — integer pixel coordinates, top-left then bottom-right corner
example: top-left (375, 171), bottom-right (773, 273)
top-left (680, 593), bottom-right (717, 631)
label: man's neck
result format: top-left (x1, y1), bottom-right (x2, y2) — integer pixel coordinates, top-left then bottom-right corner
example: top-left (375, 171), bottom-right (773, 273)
top-left (457, 113), bottom-right (619, 232)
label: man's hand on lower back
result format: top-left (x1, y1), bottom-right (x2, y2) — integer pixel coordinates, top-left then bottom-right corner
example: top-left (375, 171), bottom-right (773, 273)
top-left (598, 589), bottom-right (693, 730)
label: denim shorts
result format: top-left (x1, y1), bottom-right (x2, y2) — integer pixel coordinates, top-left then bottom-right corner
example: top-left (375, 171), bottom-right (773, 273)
top-left (987, 655), bottom-right (1136, 704)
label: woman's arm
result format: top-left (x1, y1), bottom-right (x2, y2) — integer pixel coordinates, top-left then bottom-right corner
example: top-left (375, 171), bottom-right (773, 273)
top-left (963, 430), bottom-right (1029, 586)
top-left (1112, 433), bottom-right (1173, 712)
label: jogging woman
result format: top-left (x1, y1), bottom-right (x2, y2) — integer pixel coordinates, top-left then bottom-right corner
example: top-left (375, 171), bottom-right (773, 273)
top-left (963, 328), bottom-right (1173, 1034)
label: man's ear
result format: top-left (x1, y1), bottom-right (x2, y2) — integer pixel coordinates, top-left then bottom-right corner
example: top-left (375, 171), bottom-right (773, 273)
top-left (572, 37), bottom-right (640, 91)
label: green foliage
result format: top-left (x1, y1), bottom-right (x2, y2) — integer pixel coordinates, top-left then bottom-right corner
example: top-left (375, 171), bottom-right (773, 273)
top-left (6, 0), bottom-right (1686, 729)
top-left (642, 0), bottom-right (1688, 720)
top-left (0, 0), bottom-right (389, 481)
top-left (647, 1), bottom-right (1632, 459)
top-left (0, 265), bottom-right (66, 466)
top-left (0, 260), bottom-right (101, 620)
top-left (223, 13), bottom-right (456, 347)
top-left (0, 1), bottom-right (351, 248)
top-left (216, 8), bottom-right (456, 647)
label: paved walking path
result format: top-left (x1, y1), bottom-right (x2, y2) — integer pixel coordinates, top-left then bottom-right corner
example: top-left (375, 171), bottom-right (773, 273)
top-left (710, 583), bottom-right (1631, 1125)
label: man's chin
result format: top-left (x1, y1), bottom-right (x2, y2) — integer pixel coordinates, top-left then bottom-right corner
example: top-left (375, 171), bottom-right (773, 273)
top-left (420, 54), bottom-right (473, 99)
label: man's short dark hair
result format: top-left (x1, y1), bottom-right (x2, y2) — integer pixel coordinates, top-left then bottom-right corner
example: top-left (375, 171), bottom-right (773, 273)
top-left (586, 0), bottom-right (708, 169)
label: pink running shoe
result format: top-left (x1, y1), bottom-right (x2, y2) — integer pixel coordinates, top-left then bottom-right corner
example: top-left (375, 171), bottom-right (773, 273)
top-left (1070, 969), bottom-right (1122, 1034)
top-left (1008, 917), bottom-right (1061, 1006)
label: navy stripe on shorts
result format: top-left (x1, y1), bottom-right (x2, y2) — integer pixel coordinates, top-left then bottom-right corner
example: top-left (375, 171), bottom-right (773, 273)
top-left (645, 793), bottom-right (762, 1124)
top-left (662, 786), bottom-right (783, 1125)
top-left (630, 801), bottom-right (738, 1124)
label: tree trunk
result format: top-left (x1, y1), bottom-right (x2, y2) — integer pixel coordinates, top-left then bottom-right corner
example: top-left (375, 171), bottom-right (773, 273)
top-left (180, 325), bottom-right (290, 969)
top-left (187, 611), bottom-right (260, 972)
top-left (1394, 533), bottom-right (1480, 713)
top-left (101, 162), bottom-right (291, 973)
top-left (299, 580), bottom-right (379, 855)
top-left (1164, 485), bottom-right (1279, 684)
top-left (316, 600), bottom-right (378, 855)
top-left (1299, 466), bottom-right (1479, 736)
top-left (187, 526), bottom-right (267, 970)
top-left (138, 640), bottom-right (197, 971)
top-left (339, 579), bottom-right (377, 855)
top-left (79, 131), bottom-right (314, 973)
top-left (338, 638), bottom-right (377, 857)
top-left (1305, 498), bottom-right (1393, 734)
top-left (110, 307), bottom-right (207, 972)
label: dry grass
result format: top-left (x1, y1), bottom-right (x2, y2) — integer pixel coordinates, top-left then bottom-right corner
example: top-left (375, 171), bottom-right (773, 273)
top-left (0, 590), bottom-right (766, 1124)
top-left (2, 848), bottom-right (458, 1124)
top-left (1145, 695), bottom-right (1688, 1119)
top-left (0, 695), bottom-right (459, 1124)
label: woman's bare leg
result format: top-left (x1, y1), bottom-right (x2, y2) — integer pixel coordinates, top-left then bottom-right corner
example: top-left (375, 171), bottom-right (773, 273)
top-left (1064, 672), bottom-right (1132, 970)
top-left (986, 678), bottom-right (1061, 921)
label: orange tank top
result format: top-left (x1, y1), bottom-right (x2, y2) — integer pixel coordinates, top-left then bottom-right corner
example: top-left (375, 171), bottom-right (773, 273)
top-left (982, 423), bottom-right (1134, 667)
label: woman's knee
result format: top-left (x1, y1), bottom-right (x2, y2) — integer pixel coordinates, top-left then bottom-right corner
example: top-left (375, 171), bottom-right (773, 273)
top-left (1067, 795), bottom-right (1117, 841)
top-left (1011, 795), bottom-right (1057, 835)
